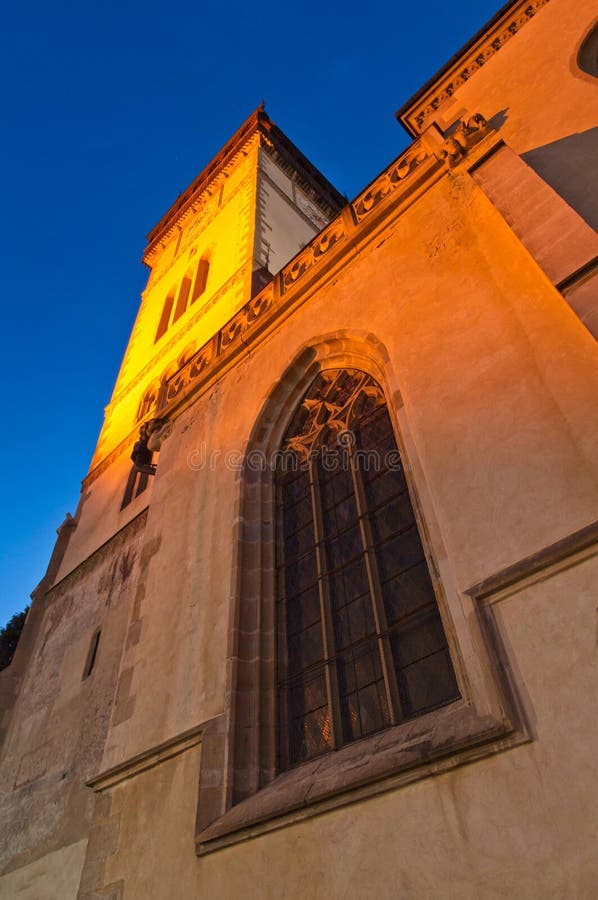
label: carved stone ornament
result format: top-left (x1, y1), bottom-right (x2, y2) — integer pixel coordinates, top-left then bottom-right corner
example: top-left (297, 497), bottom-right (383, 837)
top-left (146, 419), bottom-right (173, 453)
top-left (438, 114), bottom-right (489, 167)
top-left (352, 144), bottom-right (431, 221)
top-left (282, 369), bottom-right (385, 462)
top-left (282, 220), bottom-right (345, 290)
top-left (57, 512), bottom-right (77, 535)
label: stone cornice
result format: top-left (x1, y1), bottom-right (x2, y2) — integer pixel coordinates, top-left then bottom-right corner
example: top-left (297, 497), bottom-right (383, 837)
top-left (144, 127), bottom-right (261, 266)
top-left (396, 0), bottom-right (551, 136)
top-left (83, 116), bottom-right (494, 490)
top-left (88, 722), bottom-right (205, 791)
top-left (466, 518), bottom-right (598, 602)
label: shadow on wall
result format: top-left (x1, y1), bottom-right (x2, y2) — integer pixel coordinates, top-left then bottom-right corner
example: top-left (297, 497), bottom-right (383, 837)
top-left (486, 108), bottom-right (509, 133)
top-left (523, 127), bottom-right (598, 232)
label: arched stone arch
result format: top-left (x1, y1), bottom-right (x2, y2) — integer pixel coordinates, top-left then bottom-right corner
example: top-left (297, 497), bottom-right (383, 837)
top-left (246, 331), bottom-right (395, 459)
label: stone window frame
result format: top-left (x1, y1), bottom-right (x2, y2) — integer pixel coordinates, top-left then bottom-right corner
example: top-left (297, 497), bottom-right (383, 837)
top-left (195, 332), bottom-right (530, 855)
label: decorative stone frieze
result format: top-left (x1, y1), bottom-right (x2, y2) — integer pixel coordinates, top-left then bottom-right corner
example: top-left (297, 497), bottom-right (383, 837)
top-left (281, 220), bottom-right (346, 290)
top-left (437, 114), bottom-right (489, 166)
top-left (352, 144), bottom-right (432, 221)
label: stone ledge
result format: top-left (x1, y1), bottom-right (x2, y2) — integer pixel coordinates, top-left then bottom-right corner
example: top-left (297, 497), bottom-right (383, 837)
top-left (88, 722), bottom-right (205, 792)
top-left (467, 518), bottom-right (598, 602)
top-left (196, 701), bottom-right (525, 855)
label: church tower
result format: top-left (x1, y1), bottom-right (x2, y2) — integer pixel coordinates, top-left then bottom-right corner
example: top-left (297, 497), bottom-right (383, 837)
top-left (90, 104), bottom-right (343, 499)
top-left (55, 106), bottom-right (344, 579)
top-left (91, 105), bottom-right (344, 472)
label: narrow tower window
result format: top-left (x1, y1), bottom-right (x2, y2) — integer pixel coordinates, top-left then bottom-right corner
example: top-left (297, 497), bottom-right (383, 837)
top-left (137, 384), bottom-right (158, 422)
top-left (83, 628), bottom-right (101, 680)
top-left (173, 271), bottom-right (192, 323)
top-left (192, 258), bottom-right (210, 303)
top-left (155, 291), bottom-right (176, 343)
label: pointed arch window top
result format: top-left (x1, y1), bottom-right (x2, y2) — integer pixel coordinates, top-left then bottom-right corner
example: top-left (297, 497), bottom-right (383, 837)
top-left (282, 369), bottom-right (386, 463)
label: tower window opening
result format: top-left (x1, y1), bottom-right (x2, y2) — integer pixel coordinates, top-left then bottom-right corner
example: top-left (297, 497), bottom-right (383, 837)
top-left (154, 259), bottom-right (210, 344)
top-left (155, 291), bottom-right (176, 343)
top-left (121, 467), bottom-right (152, 509)
top-left (192, 258), bottom-right (210, 303)
top-left (173, 271), bottom-right (192, 323)
top-left (83, 628), bottom-right (101, 680)
top-left (137, 384), bottom-right (158, 422)
top-left (578, 23), bottom-right (598, 77)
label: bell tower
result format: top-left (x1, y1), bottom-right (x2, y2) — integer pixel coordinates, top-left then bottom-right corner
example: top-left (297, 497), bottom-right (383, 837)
top-left (91, 105), bottom-right (344, 475)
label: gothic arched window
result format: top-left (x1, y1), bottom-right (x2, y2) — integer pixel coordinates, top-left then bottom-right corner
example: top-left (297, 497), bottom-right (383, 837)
top-left (275, 369), bottom-right (459, 770)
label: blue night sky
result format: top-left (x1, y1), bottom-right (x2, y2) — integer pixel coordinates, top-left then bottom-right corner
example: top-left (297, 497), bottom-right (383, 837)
top-left (0, 0), bottom-right (501, 626)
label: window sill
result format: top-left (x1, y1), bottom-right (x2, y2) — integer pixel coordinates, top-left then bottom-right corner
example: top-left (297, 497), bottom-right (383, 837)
top-left (196, 701), bottom-right (527, 855)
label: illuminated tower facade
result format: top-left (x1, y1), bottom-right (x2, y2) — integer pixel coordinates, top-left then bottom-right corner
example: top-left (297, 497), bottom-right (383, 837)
top-left (84, 105), bottom-right (343, 546)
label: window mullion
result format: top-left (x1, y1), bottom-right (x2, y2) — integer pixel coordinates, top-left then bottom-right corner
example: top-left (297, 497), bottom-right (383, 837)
top-left (309, 460), bottom-right (343, 750)
top-left (349, 451), bottom-right (403, 726)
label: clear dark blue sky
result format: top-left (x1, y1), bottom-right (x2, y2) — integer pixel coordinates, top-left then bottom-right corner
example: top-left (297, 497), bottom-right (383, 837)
top-left (0, 0), bottom-right (501, 625)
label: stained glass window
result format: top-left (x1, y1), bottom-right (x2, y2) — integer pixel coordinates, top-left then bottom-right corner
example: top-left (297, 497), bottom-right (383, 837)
top-left (276, 369), bottom-right (459, 769)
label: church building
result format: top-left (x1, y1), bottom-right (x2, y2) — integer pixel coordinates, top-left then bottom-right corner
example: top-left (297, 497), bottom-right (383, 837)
top-left (1, 0), bottom-right (597, 896)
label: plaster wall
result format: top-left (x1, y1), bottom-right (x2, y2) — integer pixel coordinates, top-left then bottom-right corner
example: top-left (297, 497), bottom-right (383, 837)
top-left (55, 455), bottom-right (152, 583)
top-left (0, 839), bottom-right (87, 900)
